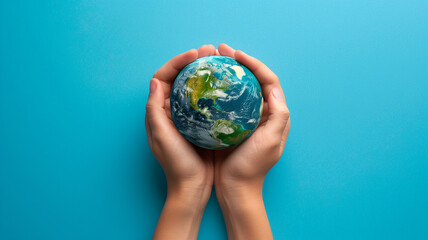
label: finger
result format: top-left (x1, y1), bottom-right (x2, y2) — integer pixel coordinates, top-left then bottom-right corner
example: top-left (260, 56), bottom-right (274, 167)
top-left (145, 115), bottom-right (153, 148)
top-left (280, 117), bottom-right (291, 152)
top-left (198, 44), bottom-right (216, 58)
top-left (164, 98), bottom-right (172, 119)
top-left (234, 50), bottom-right (281, 100)
top-left (265, 88), bottom-right (290, 141)
top-left (218, 43), bottom-right (235, 58)
top-left (259, 101), bottom-right (269, 124)
top-left (215, 49), bottom-right (220, 55)
top-left (146, 78), bottom-right (172, 136)
top-left (153, 49), bottom-right (198, 84)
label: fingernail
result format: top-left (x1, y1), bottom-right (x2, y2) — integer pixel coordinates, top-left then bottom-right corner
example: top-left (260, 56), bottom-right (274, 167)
top-left (273, 88), bottom-right (284, 101)
top-left (150, 79), bottom-right (157, 94)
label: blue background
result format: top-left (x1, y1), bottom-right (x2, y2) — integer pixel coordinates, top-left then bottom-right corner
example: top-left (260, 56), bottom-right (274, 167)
top-left (1, 1), bottom-right (427, 239)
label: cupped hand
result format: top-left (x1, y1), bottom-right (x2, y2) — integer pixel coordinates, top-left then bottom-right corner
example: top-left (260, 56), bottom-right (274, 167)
top-left (214, 43), bottom-right (291, 190)
top-left (209, 44), bottom-right (290, 240)
top-left (146, 43), bottom-right (290, 193)
top-left (148, 45), bottom-right (221, 240)
top-left (145, 45), bottom-right (219, 195)
top-left (148, 44), bottom-right (290, 240)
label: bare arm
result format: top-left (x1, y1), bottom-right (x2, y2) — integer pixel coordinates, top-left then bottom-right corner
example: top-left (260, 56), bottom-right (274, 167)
top-left (153, 184), bottom-right (211, 240)
top-left (216, 182), bottom-right (273, 240)
top-left (146, 46), bottom-right (217, 240)
top-left (214, 43), bottom-right (291, 240)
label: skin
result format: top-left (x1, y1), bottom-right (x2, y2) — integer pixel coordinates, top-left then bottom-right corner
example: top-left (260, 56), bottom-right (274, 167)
top-left (145, 44), bottom-right (290, 240)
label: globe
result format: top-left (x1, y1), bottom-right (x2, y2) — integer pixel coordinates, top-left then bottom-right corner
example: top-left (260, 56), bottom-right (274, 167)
top-left (170, 56), bottom-right (263, 149)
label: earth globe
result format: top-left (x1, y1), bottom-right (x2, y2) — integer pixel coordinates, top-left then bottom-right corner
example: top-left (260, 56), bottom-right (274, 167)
top-left (170, 56), bottom-right (263, 149)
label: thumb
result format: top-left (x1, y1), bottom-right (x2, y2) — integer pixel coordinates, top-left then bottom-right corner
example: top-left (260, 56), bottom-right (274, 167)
top-left (265, 88), bottom-right (290, 140)
top-left (146, 78), bottom-right (169, 135)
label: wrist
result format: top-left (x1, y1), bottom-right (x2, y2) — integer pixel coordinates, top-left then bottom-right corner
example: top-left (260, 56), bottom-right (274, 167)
top-left (215, 177), bottom-right (265, 210)
top-left (167, 179), bottom-right (212, 211)
top-left (215, 180), bottom-right (273, 240)
top-left (154, 183), bottom-right (211, 240)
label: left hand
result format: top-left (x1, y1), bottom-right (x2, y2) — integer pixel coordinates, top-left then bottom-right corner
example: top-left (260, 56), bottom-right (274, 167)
top-left (145, 48), bottom-right (213, 195)
top-left (146, 45), bottom-right (219, 240)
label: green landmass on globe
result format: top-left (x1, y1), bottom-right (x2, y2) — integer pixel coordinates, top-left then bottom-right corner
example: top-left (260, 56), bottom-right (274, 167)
top-left (170, 56), bottom-right (263, 149)
top-left (210, 119), bottom-right (251, 147)
top-left (186, 67), bottom-right (233, 116)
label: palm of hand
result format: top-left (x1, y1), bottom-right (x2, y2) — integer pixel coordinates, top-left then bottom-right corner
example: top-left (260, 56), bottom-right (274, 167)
top-left (212, 44), bottom-right (290, 185)
top-left (215, 111), bottom-right (273, 179)
top-left (146, 45), bottom-right (221, 187)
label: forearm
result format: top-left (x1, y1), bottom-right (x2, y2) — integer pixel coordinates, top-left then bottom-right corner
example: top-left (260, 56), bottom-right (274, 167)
top-left (216, 182), bottom-right (273, 240)
top-left (153, 185), bottom-right (211, 240)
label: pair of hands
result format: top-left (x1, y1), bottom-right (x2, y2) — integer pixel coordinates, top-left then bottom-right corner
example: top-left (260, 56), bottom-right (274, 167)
top-left (146, 44), bottom-right (290, 240)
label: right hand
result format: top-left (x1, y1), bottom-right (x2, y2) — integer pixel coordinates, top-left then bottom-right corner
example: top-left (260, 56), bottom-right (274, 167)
top-left (213, 43), bottom-right (291, 240)
top-left (214, 43), bottom-right (291, 191)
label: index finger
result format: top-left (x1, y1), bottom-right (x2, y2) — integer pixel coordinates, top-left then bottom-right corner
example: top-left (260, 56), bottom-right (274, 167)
top-left (153, 49), bottom-right (198, 84)
top-left (218, 43), bottom-right (283, 101)
top-left (234, 50), bottom-right (283, 101)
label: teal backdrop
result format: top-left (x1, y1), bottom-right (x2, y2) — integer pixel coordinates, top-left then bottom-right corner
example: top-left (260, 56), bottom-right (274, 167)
top-left (1, 1), bottom-right (427, 239)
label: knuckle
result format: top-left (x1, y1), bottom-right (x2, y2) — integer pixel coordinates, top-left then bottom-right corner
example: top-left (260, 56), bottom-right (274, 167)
top-left (145, 103), bottom-right (155, 113)
top-left (152, 130), bottom-right (167, 145)
top-left (280, 107), bottom-right (290, 118)
top-left (267, 71), bottom-right (279, 83)
top-left (264, 139), bottom-right (280, 152)
top-left (277, 109), bottom-right (290, 121)
top-left (153, 70), bottom-right (161, 79)
top-left (283, 109), bottom-right (290, 119)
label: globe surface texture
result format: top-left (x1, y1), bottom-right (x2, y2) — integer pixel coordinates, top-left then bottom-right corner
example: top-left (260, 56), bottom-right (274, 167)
top-left (170, 56), bottom-right (263, 149)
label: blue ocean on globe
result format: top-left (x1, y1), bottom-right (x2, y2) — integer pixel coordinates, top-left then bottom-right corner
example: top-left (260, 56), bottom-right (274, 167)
top-left (170, 56), bottom-right (263, 149)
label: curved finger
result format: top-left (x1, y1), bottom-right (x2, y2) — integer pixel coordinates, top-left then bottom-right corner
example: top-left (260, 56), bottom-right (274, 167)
top-left (234, 50), bottom-right (281, 99)
top-left (218, 43), bottom-right (235, 58)
top-left (280, 117), bottom-right (291, 153)
top-left (145, 115), bottom-right (153, 149)
top-left (164, 98), bottom-right (172, 120)
top-left (153, 49), bottom-right (198, 84)
top-left (259, 101), bottom-right (269, 125)
top-left (265, 88), bottom-right (290, 141)
top-left (146, 78), bottom-right (173, 136)
top-left (198, 44), bottom-right (216, 58)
